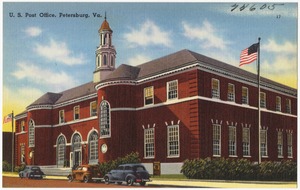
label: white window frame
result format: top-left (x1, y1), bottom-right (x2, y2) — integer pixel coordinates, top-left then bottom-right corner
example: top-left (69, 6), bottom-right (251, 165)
top-left (90, 101), bottom-right (97, 117)
top-left (89, 131), bottom-right (99, 164)
top-left (74, 106), bottom-right (80, 120)
top-left (167, 80), bottom-right (178, 101)
top-left (260, 129), bottom-right (268, 157)
top-left (242, 127), bottom-right (250, 157)
top-left (167, 125), bottom-right (180, 158)
top-left (228, 126), bottom-right (236, 156)
top-left (242, 86), bottom-right (249, 105)
top-left (21, 121), bottom-right (25, 132)
top-left (99, 100), bottom-right (111, 138)
top-left (276, 96), bottom-right (281, 112)
top-left (57, 135), bottom-right (66, 167)
top-left (144, 128), bottom-right (155, 159)
top-left (277, 131), bottom-right (283, 158)
top-left (144, 86), bottom-right (154, 106)
top-left (227, 83), bottom-right (235, 102)
top-left (287, 132), bottom-right (293, 158)
top-left (59, 110), bottom-right (65, 123)
top-left (211, 78), bottom-right (220, 99)
top-left (260, 92), bottom-right (266, 108)
top-left (286, 99), bottom-right (291, 114)
top-left (28, 119), bottom-right (35, 148)
top-left (213, 124), bottom-right (221, 156)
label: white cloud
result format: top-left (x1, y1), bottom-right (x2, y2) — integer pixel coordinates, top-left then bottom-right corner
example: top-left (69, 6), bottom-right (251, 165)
top-left (34, 39), bottom-right (86, 65)
top-left (127, 54), bottom-right (151, 66)
top-left (12, 61), bottom-right (79, 92)
top-left (261, 39), bottom-right (297, 55)
top-left (242, 55), bottom-right (297, 88)
top-left (24, 26), bottom-right (42, 37)
top-left (124, 20), bottom-right (172, 47)
top-left (182, 20), bottom-right (230, 50)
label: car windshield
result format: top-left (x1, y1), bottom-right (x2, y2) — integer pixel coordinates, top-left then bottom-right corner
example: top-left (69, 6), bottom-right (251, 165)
top-left (31, 167), bottom-right (40, 170)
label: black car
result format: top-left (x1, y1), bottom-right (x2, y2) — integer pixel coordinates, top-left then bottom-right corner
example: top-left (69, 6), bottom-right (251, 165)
top-left (104, 164), bottom-right (151, 186)
top-left (19, 166), bottom-right (45, 179)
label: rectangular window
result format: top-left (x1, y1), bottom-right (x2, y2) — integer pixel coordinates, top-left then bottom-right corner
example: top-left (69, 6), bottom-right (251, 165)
top-left (287, 132), bottom-right (293, 158)
top-left (260, 92), bottom-right (266, 108)
top-left (213, 124), bottom-right (221, 156)
top-left (167, 125), bottom-right (180, 157)
top-left (260, 129), bottom-right (268, 157)
top-left (144, 128), bottom-right (155, 158)
top-left (20, 144), bottom-right (25, 164)
top-left (144, 86), bottom-right (154, 105)
top-left (242, 127), bottom-right (250, 156)
top-left (90, 101), bottom-right (97, 116)
top-left (276, 96), bottom-right (281, 112)
top-left (227, 84), bottom-right (235, 102)
top-left (228, 126), bottom-right (236, 156)
top-left (286, 99), bottom-right (291, 114)
top-left (212, 78), bottom-right (220, 98)
top-left (74, 106), bottom-right (80, 120)
top-left (242, 87), bottom-right (249, 105)
top-left (21, 121), bottom-right (25, 132)
top-left (167, 80), bottom-right (178, 100)
top-left (277, 131), bottom-right (283, 157)
top-left (59, 110), bottom-right (65, 123)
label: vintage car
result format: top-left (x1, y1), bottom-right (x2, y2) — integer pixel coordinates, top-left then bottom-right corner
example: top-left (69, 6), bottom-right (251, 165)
top-left (19, 166), bottom-right (45, 179)
top-left (104, 164), bottom-right (151, 186)
top-left (67, 165), bottom-right (102, 183)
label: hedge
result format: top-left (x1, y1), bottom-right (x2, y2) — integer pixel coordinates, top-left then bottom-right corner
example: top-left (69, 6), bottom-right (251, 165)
top-left (181, 158), bottom-right (296, 181)
top-left (97, 152), bottom-right (141, 176)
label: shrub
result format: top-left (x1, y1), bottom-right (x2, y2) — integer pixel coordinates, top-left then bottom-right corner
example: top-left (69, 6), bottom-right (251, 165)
top-left (14, 164), bottom-right (26, 173)
top-left (97, 152), bottom-right (141, 176)
top-left (2, 161), bottom-right (11, 172)
top-left (181, 158), bottom-right (296, 181)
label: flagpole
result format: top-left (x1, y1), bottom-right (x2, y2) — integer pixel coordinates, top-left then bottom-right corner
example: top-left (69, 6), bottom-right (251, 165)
top-left (11, 111), bottom-right (14, 172)
top-left (257, 38), bottom-right (261, 164)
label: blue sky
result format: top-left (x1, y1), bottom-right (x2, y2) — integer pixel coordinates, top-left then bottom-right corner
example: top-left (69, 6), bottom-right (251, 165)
top-left (2, 2), bottom-right (298, 130)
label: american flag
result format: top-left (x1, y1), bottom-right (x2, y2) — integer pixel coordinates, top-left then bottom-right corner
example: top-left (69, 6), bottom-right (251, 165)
top-left (3, 114), bottom-right (12, 124)
top-left (239, 43), bottom-right (259, 66)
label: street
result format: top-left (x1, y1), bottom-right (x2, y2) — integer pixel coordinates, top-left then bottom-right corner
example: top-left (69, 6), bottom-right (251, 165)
top-left (2, 177), bottom-right (154, 188)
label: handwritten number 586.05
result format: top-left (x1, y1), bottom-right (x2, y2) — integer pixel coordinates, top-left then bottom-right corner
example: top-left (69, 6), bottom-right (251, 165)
top-left (231, 3), bottom-right (284, 12)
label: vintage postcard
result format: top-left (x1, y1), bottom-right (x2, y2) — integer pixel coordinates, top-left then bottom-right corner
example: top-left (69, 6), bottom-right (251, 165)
top-left (2, 1), bottom-right (297, 188)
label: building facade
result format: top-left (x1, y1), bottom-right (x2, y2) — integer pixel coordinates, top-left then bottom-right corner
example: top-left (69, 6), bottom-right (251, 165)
top-left (14, 18), bottom-right (297, 174)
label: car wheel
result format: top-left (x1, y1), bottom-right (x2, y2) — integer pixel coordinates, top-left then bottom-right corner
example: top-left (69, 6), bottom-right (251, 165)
top-left (104, 176), bottom-right (110, 184)
top-left (68, 175), bottom-right (74, 182)
top-left (19, 173), bottom-right (23, 179)
top-left (126, 177), bottom-right (134, 186)
top-left (83, 176), bottom-right (89, 183)
top-left (140, 181), bottom-right (146, 186)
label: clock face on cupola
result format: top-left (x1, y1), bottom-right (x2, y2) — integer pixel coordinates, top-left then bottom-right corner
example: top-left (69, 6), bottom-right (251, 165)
top-left (93, 13), bottom-right (116, 83)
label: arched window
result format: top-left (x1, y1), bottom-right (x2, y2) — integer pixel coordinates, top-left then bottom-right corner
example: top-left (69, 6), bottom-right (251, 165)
top-left (72, 133), bottom-right (82, 166)
top-left (28, 119), bottom-right (35, 147)
top-left (99, 100), bottom-right (110, 138)
top-left (103, 55), bottom-right (107, 66)
top-left (110, 55), bottom-right (114, 66)
top-left (57, 135), bottom-right (66, 167)
top-left (88, 131), bottom-right (98, 164)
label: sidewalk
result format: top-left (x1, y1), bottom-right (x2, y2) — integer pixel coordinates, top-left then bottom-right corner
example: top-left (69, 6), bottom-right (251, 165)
top-left (3, 173), bottom-right (297, 188)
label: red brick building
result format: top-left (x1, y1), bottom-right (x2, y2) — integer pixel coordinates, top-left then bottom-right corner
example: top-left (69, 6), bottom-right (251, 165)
top-left (14, 18), bottom-right (297, 174)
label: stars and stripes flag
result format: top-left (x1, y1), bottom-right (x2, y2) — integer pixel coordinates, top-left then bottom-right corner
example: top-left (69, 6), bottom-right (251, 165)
top-left (239, 43), bottom-right (259, 66)
top-left (3, 114), bottom-right (13, 124)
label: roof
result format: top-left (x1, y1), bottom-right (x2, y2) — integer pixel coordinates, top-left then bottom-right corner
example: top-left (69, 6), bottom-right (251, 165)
top-left (27, 82), bottom-right (96, 108)
top-left (99, 19), bottom-right (112, 32)
top-left (100, 49), bottom-right (296, 95)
